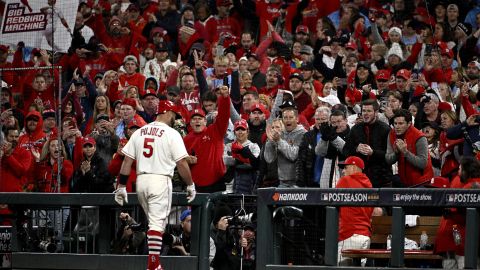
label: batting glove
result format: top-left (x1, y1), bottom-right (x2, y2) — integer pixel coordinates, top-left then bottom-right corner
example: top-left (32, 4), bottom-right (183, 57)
top-left (186, 184), bottom-right (196, 203)
top-left (114, 187), bottom-right (128, 206)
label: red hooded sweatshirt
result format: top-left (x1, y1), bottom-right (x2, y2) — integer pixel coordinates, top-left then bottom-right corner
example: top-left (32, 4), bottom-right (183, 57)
top-left (336, 172), bottom-right (374, 241)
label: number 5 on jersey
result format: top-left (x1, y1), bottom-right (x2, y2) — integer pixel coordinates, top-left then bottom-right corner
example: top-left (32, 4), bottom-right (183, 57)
top-left (143, 138), bottom-right (154, 158)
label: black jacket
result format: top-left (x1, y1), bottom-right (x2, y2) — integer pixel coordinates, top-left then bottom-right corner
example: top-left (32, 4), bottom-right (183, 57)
top-left (248, 120), bottom-right (266, 148)
top-left (295, 126), bottom-right (320, 187)
top-left (343, 120), bottom-right (393, 187)
top-left (71, 153), bottom-right (114, 193)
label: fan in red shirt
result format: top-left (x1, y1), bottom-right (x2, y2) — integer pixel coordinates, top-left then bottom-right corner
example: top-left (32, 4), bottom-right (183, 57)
top-left (0, 127), bottom-right (32, 192)
top-left (119, 55), bottom-right (146, 94)
top-left (23, 72), bottom-right (57, 112)
top-left (336, 156), bottom-right (374, 267)
top-left (235, 32), bottom-right (257, 60)
top-left (0, 44), bottom-right (24, 94)
top-left (205, 0), bottom-right (241, 43)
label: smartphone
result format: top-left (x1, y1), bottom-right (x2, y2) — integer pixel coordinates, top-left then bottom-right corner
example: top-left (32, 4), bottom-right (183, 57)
top-left (223, 74), bottom-right (229, 88)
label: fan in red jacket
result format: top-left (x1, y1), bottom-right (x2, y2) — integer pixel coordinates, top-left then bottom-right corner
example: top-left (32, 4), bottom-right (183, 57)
top-left (434, 156), bottom-right (480, 268)
top-left (32, 137), bottom-right (74, 193)
top-left (0, 127), bottom-right (32, 192)
top-left (18, 111), bottom-right (47, 151)
top-left (183, 86), bottom-right (230, 193)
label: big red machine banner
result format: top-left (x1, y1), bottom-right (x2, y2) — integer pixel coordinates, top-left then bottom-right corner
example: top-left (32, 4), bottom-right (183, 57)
top-left (0, 0), bottom-right (78, 52)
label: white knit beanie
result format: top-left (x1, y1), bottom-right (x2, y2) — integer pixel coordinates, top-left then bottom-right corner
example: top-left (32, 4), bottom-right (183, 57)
top-left (388, 27), bottom-right (402, 38)
top-left (387, 43), bottom-right (403, 60)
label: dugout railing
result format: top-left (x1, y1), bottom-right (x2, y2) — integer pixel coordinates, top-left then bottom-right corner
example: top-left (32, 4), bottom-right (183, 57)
top-left (0, 192), bottom-right (212, 270)
top-left (256, 188), bottom-right (480, 270)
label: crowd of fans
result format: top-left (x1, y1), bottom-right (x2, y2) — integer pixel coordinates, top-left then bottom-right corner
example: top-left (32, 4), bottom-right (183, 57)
top-left (1, 0), bottom-right (480, 268)
top-left (1, 0), bottom-right (480, 194)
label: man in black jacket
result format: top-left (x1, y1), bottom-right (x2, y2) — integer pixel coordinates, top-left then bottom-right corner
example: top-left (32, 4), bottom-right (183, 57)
top-left (71, 137), bottom-right (114, 193)
top-left (296, 107), bottom-right (331, 187)
top-left (315, 109), bottom-right (351, 187)
top-left (342, 99), bottom-right (393, 187)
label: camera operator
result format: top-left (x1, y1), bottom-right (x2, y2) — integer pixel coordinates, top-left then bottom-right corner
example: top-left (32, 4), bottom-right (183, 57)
top-left (162, 209), bottom-right (192, 256)
top-left (446, 113), bottom-right (480, 157)
top-left (112, 212), bottom-right (146, 255)
top-left (210, 203), bottom-right (255, 270)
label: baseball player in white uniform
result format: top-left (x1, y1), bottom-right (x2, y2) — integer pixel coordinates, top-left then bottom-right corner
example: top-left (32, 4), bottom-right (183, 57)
top-left (114, 100), bottom-right (196, 270)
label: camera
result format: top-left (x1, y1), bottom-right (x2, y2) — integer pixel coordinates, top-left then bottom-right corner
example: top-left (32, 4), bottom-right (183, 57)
top-left (421, 95), bottom-right (431, 104)
top-left (163, 233), bottom-right (182, 246)
top-left (38, 240), bottom-right (56, 253)
top-left (226, 213), bottom-right (256, 228)
top-left (223, 74), bottom-right (229, 88)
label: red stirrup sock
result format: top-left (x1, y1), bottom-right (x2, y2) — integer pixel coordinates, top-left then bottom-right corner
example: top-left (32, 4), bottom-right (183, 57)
top-left (147, 230), bottom-right (163, 270)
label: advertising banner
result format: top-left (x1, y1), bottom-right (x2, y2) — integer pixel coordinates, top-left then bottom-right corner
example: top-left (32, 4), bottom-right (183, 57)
top-left (0, 0), bottom-right (78, 52)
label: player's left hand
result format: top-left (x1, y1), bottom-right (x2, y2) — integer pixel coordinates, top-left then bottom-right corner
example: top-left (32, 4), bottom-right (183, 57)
top-left (114, 186), bottom-right (128, 206)
top-left (186, 184), bottom-right (196, 203)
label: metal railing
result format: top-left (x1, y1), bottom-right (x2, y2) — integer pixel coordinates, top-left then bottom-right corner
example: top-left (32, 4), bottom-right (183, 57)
top-left (256, 188), bottom-right (480, 270)
top-left (1, 189), bottom-right (479, 269)
top-left (0, 192), bottom-right (211, 270)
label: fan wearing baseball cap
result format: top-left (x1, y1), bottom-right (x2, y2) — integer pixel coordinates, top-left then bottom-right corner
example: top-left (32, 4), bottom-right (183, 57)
top-left (336, 155), bottom-right (374, 267)
top-left (223, 119), bottom-right (260, 194)
top-left (119, 55), bottom-right (146, 92)
top-left (183, 86), bottom-right (231, 193)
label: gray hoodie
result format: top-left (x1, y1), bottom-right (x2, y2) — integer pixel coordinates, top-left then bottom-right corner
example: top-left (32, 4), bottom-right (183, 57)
top-left (264, 125), bottom-right (306, 184)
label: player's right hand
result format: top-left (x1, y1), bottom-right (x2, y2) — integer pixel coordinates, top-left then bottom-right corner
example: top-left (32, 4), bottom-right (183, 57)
top-left (114, 186), bottom-right (128, 206)
top-left (186, 184), bottom-right (196, 203)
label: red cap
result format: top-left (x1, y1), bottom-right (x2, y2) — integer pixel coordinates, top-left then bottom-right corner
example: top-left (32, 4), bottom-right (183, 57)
top-left (157, 100), bottom-right (182, 119)
top-left (0, 45), bottom-right (8, 53)
top-left (440, 46), bottom-right (453, 58)
top-left (216, 0), bottom-right (230, 6)
top-left (296, 25), bottom-right (309, 34)
top-left (141, 88), bottom-right (157, 99)
top-left (250, 103), bottom-right (268, 115)
top-left (190, 108), bottom-right (206, 118)
top-left (425, 177), bottom-right (450, 188)
top-left (413, 85), bottom-right (426, 97)
top-left (122, 98), bottom-right (137, 109)
top-left (376, 69), bottom-right (391, 81)
top-left (234, 119), bottom-right (249, 130)
top-left (396, 69), bottom-right (411, 80)
top-left (438, 101), bottom-right (452, 112)
top-left (345, 41), bottom-right (357, 50)
top-left (414, 7), bottom-right (428, 18)
top-left (82, 137), bottom-right (96, 147)
top-left (127, 119), bottom-right (146, 129)
top-left (339, 156), bottom-right (365, 170)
